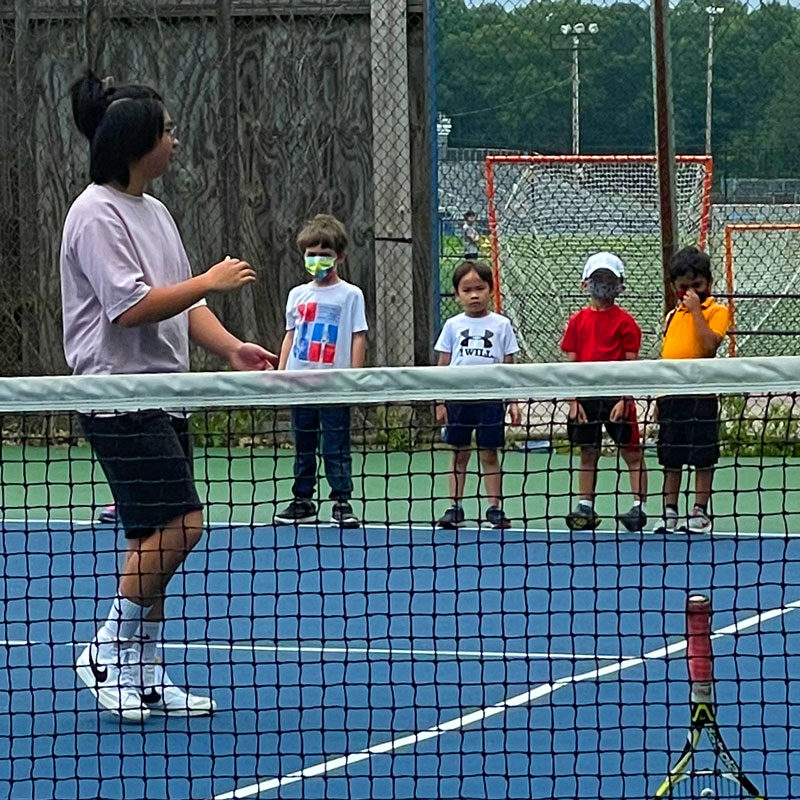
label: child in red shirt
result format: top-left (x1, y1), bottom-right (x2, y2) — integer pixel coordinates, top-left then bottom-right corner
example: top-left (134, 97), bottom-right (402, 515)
top-left (560, 252), bottom-right (648, 532)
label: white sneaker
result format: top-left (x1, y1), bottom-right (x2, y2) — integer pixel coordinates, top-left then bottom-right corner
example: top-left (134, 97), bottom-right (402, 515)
top-left (687, 507), bottom-right (713, 534)
top-left (653, 507), bottom-right (680, 534)
top-left (76, 638), bottom-right (150, 723)
top-left (141, 656), bottom-right (217, 717)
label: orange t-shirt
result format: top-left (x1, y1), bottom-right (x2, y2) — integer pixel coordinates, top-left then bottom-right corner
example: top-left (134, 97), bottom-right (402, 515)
top-left (661, 298), bottom-right (729, 359)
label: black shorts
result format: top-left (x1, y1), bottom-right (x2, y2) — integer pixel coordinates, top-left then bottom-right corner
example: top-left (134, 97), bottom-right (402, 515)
top-left (657, 396), bottom-right (720, 469)
top-left (443, 401), bottom-right (505, 449)
top-left (79, 410), bottom-right (203, 539)
top-left (567, 397), bottom-right (640, 450)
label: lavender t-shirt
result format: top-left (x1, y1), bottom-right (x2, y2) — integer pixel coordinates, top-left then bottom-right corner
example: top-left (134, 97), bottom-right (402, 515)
top-left (60, 183), bottom-right (204, 375)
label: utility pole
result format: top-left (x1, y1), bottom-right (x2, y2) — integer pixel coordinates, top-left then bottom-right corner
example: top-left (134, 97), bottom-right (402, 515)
top-left (705, 6), bottom-right (724, 155)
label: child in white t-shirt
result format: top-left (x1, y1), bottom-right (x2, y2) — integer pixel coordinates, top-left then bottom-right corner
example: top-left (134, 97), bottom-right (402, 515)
top-left (275, 214), bottom-right (368, 529)
top-left (434, 260), bottom-right (521, 529)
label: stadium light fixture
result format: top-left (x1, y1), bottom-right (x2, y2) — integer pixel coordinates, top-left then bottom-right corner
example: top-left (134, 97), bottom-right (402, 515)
top-left (557, 21), bottom-right (599, 154)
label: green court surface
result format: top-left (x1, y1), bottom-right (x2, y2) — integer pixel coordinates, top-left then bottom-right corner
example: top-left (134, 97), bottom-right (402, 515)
top-left (3, 443), bottom-right (799, 534)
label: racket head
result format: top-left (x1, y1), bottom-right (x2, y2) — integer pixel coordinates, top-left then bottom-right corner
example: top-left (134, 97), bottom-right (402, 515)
top-left (668, 769), bottom-right (758, 798)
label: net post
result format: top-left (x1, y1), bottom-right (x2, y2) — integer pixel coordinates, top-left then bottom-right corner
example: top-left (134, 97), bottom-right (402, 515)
top-left (371, 0), bottom-right (415, 366)
top-left (725, 224), bottom-right (737, 357)
top-left (650, 0), bottom-right (679, 317)
top-left (697, 156), bottom-right (714, 252)
top-left (84, 0), bottom-right (106, 74)
top-left (485, 157), bottom-right (503, 313)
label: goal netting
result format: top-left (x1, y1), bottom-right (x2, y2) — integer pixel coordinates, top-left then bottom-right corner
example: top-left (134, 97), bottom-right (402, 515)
top-left (723, 223), bottom-right (800, 357)
top-left (485, 155), bottom-right (713, 360)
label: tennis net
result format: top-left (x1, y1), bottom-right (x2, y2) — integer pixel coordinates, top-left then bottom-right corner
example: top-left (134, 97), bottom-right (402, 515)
top-left (1, 357), bottom-right (799, 799)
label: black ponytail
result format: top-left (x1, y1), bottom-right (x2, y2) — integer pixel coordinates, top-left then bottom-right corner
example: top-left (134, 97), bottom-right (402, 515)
top-left (70, 72), bottom-right (108, 140)
top-left (69, 71), bottom-right (166, 187)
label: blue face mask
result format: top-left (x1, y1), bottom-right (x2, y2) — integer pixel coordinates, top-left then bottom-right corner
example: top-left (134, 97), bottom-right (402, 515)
top-left (304, 255), bottom-right (336, 282)
top-left (586, 274), bottom-right (624, 300)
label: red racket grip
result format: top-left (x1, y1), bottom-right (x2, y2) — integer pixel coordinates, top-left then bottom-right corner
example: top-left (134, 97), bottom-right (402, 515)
top-left (686, 594), bottom-right (714, 684)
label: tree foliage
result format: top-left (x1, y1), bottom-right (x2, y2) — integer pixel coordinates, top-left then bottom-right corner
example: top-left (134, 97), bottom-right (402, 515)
top-left (437, 0), bottom-right (800, 176)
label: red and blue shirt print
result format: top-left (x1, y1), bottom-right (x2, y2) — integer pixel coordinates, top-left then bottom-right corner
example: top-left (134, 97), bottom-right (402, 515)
top-left (293, 302), bottom-right (342, 365)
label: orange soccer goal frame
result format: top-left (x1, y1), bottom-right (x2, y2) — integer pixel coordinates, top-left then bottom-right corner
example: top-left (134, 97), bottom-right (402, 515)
top-left (724, 222), bottom-right (800, 357)
top-left (484, 154), bottom-right (714, 314)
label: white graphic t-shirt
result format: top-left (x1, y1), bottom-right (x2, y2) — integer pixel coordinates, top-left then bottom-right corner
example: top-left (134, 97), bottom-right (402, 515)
top-left (434, 312), bottom-right (519, 366)
top-left (285, 279), bottom-right (368, 370)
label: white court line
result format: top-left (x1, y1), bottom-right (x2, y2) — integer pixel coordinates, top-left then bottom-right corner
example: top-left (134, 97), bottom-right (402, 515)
top-left (212, 598), bottom-right (800, 800)
top-left (4, 517), bottom-right (800, 538)
top-left (0, 638), bottom-right (620, 663)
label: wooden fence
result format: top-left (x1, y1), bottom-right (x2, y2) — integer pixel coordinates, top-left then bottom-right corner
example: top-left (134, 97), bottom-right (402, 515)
top-left (0, 0), bottom-right (433, 375)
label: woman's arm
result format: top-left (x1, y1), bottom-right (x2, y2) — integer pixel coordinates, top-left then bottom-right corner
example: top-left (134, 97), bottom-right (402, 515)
top-left (116, 258), bottom-right (255, 328)
top-left (189, 306), bottom-right (276, 370)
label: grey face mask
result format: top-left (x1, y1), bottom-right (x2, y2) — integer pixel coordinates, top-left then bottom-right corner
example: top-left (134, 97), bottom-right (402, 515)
top-left (586, 276), bottom-right (623, 300)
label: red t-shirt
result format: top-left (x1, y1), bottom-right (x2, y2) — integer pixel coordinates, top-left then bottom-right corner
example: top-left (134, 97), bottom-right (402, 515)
top-left (560, 305), bottom-right (642, 362)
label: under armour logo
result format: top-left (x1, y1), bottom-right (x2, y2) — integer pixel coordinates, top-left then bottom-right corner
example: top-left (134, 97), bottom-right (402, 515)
top-left (459, 329), bottom-right (494, 348)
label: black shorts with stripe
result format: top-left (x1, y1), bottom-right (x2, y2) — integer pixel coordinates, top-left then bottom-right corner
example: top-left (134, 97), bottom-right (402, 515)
top-left (79, 410), bottom-right (203, 539)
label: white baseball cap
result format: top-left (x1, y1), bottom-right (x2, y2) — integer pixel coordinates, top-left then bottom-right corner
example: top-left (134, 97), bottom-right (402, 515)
top-left (582, 252), bottom-right (625, 280)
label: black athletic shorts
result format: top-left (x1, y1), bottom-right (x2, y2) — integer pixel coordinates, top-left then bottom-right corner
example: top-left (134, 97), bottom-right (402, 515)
top-left (567, 397), bottom-right (640, 451)
top-left (79, 410), bottom-right (203, 539)
top-left (656, 395), bottom-right (720, 469)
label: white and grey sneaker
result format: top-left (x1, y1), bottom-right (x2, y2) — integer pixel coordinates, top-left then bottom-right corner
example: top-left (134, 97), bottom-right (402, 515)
top-left (652, 506), bottom-right (680, 534)
top-left (76, 638), bottom-right (150, 723)
top-left (687, 507), bottom-right (713, 534)
top-left (141, 656), bottom-right (216, 717)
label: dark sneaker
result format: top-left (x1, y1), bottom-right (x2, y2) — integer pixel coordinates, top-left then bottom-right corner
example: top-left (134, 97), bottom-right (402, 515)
top-left (486, 506), bottom-right (511, 529)
top-left (274, 498), bottom-right (317, 525)
top-left (331, 501), bottom-right (360, 529)
top-left (437, 505), bottom-right (465, 529)
top-left (565, 503), bottom-right (601, 531)
top-left (617, 505), bottom-right (648, 533)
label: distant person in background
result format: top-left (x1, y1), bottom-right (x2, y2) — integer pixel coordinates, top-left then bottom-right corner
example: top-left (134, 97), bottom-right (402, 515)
top-left (462, 210), bottom-right (480, 260)
top-left (63, 71), bottom-right (275, 722)
top-left (561, 252), bottom-right (647, 533)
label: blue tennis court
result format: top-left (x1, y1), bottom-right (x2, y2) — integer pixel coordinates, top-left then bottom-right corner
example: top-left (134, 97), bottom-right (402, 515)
top-left (2, 519), bottom-right (798, 800)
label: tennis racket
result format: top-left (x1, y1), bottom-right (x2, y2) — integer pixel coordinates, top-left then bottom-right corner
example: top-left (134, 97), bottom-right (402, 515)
top-left (653, 594), bottom-right (765, 799)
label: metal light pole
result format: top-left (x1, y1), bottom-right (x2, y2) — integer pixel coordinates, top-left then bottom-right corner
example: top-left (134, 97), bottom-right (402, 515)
top-left (705, 6), bottom-right (724, 155)
top-left (560, 22), bottom-right (599, 155)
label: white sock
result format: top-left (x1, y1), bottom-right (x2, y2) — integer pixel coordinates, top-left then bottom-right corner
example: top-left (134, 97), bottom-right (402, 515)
top-left (579, 499), bottom-right (593, 511)
top-left (98, 596), bottom-right (150, 643)
top-left (140, 620), bottom-right (162, 668)
top-left (634, 500), bottom-right (646, 512)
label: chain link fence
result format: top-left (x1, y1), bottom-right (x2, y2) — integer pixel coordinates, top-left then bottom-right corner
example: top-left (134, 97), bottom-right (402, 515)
top-left (434, 0), bottom-right (800, 360)
top-left (0, 0), bottom-right (434, 376)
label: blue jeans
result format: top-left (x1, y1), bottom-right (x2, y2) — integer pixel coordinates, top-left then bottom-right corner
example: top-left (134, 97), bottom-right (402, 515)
top-left (291, 406), bottom-right (353, 500)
